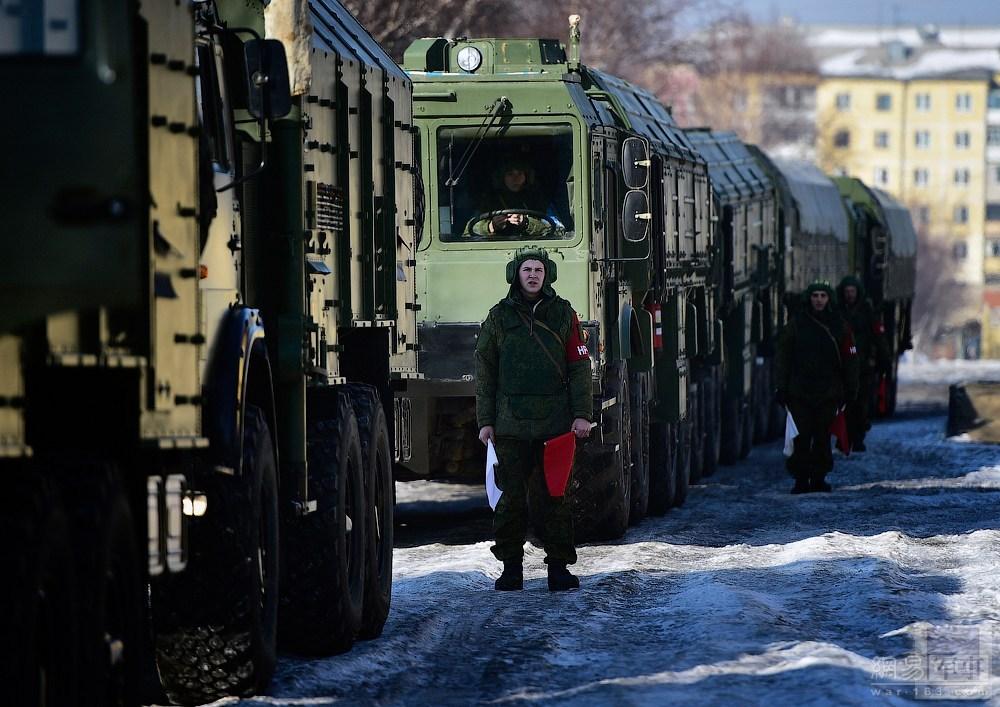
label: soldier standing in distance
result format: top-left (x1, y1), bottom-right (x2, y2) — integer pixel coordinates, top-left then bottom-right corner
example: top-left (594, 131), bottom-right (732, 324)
top-left (836, 275), bottom-right (890, 452)
top-left (775, 282), bottom-right (860, 494)
top-left (475, 247), bottom-right (593, 591)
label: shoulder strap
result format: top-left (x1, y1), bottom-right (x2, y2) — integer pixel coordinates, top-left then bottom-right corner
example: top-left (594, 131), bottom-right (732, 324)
top-left (514, 309), bottom-right (567, 383)
top-left (810, 315), bottom-right (842, 366)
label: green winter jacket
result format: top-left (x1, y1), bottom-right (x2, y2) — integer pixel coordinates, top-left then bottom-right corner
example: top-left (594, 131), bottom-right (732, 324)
top-left (475, 289), bottom-right (592, 440)
top-left (776, 305), bottom-right (860, 404)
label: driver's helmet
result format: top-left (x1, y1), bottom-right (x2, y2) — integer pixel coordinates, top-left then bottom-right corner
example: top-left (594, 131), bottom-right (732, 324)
top-left (493, 155), bottom-right (535, 189)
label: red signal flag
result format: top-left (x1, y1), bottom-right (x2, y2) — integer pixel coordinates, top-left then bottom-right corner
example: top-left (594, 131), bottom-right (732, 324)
top-left (543, 431), bottom-right (577, 497)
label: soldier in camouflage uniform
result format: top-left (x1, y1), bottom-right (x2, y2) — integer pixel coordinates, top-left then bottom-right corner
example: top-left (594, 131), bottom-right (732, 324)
top-left (775, 282), bottom-right (860, 494)
top-left (475, 247), bottom-right (593, 591)
top-left (836, 275), bottom-right (890, 452)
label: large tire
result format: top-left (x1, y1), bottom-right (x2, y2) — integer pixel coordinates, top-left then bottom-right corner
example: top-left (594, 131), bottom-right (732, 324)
top-left (280, 392), bottom-right (365, 655)
top-left (1, 472), bottom-right (78, 707)
top-left (673, 420), bottom-right (691, 507)
top-left (155, 406), bottom-right (279, 704)
top-left (343, 384), bottom-right (394, 641)
top-left (719, 391), bottom-right (743, 465)
top-left (628, 371), bottom-right (650, 525)
top-left (571, 363), bottom-right (630, 541)
top-left (688, 380), bottom-right (704, 484)
top-left (701, 370), bottom-right (721, 477)
top-left (647, 421), bottom-right (676, 516)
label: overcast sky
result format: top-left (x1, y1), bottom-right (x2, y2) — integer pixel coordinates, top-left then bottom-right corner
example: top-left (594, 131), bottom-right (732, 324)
top-left (738, 0), bottom-right (1000, 26)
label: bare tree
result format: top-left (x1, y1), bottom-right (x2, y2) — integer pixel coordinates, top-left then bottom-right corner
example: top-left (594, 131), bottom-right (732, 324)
top-left (341, 0), bottom-right (520, 61)
top-left (344, 0), bottom-right (736, 75)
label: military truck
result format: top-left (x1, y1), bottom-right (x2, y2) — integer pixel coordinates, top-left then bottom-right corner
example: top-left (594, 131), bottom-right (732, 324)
top-left (747, 154), bottom-right (915, 413)
top-left (397, 19), bottom-right (715, 536)
top-left (832, 177), bottom-right (916, 413)
top-left (685, 130), bottom-right (781, 468)
top-left (0, 0), bottom-right (416, 703)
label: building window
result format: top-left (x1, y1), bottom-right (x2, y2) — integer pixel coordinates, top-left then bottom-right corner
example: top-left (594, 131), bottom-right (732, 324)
top-left (956, 93), bottom-right (973, 112)
top-left (876, 93), bottom-right (892, 111)
top-left (955, 131), bottom-right (971, 149)
top-left (874, 131), bottom-right (889, 148)
top-left (954, 205), bottom-right (969, 224)
top-left (988, 239), bottom-right (1000, 257)
top-left (915, 93), bottom-right (932, 111)
top-left (834, 130), bottom-right (850, 148)
top-left (914, 130), bottom-right (931, 148)
top-left (916, 206), bottom-right (930, 225)
top-left (874, 167), bottom-right (889, 186)
top-left (835, 92), bottom-right (851, 111)
top-left (954, 168), bottom-right (971, 185)
top-left (913, 168), bottom-right (929, 186)
top-left (988, 125), bottom-right (1000, 146)
top-left (987, 203), bottom-right (1000, 221)
top-left (953, 241), bottom-right (968, 260)
top-left (994, 166), bottom-right (1000, 184)
top-left (990, 89), bottom-right (1000, 109)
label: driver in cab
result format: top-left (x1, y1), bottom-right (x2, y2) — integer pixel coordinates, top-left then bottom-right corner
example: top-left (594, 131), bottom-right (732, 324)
top-left (475, 157), bottom-right (558, 237)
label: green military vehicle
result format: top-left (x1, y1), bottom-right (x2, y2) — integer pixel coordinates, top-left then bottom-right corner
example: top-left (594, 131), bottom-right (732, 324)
top-left (397, 18), bottom-right (715, 535)
top-left (0, 0), bottom-right (416, 703)
top-left (685, 130), bottom-right (782, 466)
top-left (832, 177), bottom-right (917, 413)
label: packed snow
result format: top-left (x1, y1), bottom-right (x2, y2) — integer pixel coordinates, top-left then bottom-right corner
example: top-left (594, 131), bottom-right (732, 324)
top-left (224, 371), bottom-right (1000, 706)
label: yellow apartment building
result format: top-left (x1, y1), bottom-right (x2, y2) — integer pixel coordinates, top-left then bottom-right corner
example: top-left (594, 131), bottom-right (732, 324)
top-left (817, 62), bottom-right (1000, 357)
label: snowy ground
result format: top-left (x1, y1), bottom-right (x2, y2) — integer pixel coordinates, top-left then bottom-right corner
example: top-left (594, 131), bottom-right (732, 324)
top-left (230, 377), bottom-right (1000, 706)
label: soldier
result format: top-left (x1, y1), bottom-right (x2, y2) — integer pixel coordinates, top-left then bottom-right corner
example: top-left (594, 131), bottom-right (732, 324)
top-left (775, 282), bottom-right (860, 494)
top-left (475, 157), bottom-right (557, 237)
top-left (836, 275), bottom-right (889, 452)
top-left (475, 246), bottom-right (593, 591)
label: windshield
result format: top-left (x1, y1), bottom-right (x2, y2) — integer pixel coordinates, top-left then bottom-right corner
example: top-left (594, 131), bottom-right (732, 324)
top-left (0, 0), bottom-right (79, 56)
top-left (436, 124), bottom-right (576, 242)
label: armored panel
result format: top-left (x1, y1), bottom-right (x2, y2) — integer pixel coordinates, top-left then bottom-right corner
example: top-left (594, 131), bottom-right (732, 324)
top-left (687, 131), bottom-right (777, 294)
top-left (141, 0), bottom-right (202, 442)
top-left (307, 0), bottom-right (418, 375)
top-left (756, 154), bottom-right (850, 295)
top-left (301, 50), bottom-right (344, 381)
top-left (0, 336), bottom-right (27, 457)
top-left (588, 69), bottom-right (702, 164)
top-left (0, 0), bottom-right (144, 332)
top-left (870, 188), bottom-right (917, 301)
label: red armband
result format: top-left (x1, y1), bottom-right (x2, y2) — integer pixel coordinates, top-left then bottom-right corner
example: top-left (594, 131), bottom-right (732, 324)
top-left (565, 313), bottom-right (590, 363)
top-left (841, 331), bottom-right (857, 358)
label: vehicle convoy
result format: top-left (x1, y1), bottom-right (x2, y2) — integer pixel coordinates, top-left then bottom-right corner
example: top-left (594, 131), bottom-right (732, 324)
top-left (394, 20), bottom-right (916, 536)
top-left (0, 0), bottom-right (417, 704)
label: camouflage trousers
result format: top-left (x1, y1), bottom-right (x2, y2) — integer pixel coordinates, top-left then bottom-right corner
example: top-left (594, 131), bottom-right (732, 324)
top-left (785, 398), bottom-right (836, 482)
top-left (491, 438), bottom-right (576, 566)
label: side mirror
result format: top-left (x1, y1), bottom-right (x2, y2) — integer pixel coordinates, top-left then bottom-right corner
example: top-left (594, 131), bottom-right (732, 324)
top-left (622, 190), bottom-right (651, 242)
top-left (622, 137), bottom-right (650, 190)
top-left (244, 39), bottom-right (292, 120)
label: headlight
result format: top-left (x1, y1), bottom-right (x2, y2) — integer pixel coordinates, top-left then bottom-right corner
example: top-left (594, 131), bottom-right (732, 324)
top-left (456, 46), bottom-right (482, 73)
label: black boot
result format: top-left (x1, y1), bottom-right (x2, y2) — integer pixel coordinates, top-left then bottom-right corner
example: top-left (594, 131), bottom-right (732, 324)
top-left (810, 476), bottom-right (832, 493)
top-left (547, 564), bottom-right (580, 591)
top-left (790, 477), bottom-right (810, 494)
top-left (495, 561), bottom-right (523, 591)
top-left (852, 441), bottom-right (867, 452)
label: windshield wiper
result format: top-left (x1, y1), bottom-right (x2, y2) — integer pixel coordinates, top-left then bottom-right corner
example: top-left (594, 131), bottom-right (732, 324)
top-left (444, 96), bottom-right (510, 187)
